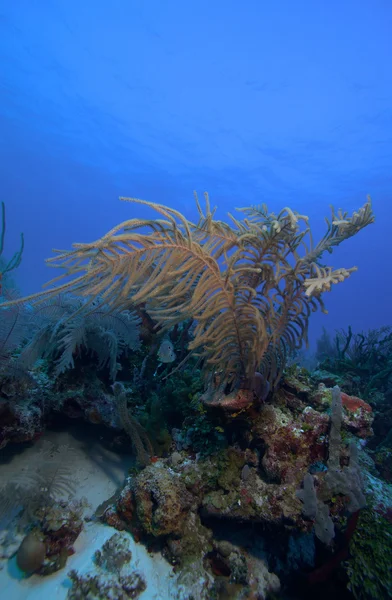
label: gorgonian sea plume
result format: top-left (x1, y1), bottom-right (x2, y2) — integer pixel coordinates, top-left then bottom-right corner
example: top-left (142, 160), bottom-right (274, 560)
top-left (0, 193), bottom-right (374, 403)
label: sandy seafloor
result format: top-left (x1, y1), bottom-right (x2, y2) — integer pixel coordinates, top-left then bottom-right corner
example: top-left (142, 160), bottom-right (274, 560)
top-left (0, 427), bottom-right (176, 600)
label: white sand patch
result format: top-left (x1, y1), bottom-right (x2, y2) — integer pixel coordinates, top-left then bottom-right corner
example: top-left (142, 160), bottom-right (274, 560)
top-left (0, 428), bottom-right (175, 599)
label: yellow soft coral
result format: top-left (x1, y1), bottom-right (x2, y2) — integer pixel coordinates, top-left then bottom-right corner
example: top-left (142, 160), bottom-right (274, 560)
top-left (0, 193), bottom-right (374, 389)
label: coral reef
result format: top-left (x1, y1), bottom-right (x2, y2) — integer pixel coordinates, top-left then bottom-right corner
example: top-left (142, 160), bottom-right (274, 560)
top-left (97, 370), bottom-right (386, 597)
top-left (67, 532), bottom-right (146, 599)
top-left (345, 507), bottom-right (392, 599)
top-left (16, 530), bottom-right (46, 574)
top-left (1, 193), bottom-right (374, 398)
top-left (2, 191), bottom-right (392, 598)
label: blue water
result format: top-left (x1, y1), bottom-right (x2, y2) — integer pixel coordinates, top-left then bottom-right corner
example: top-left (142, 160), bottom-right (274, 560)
top-left (1, 1), bottom-right (391, 347)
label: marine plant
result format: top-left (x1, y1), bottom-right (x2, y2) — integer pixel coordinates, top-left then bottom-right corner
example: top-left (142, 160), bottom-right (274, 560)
top-left (112, 381), bottom-right (153, 467)
top-left (344, 506), bottom-right (392, 599)
top-left (0, 193), bottom-right (374, 402)
top-left (0, 200), bottom-right (24, 295)
top-left (0, 441), bottom-right (77, 527)
top-left (317, 325), bottom-right (392, 399)
top-left (16, 293), bottom-right (141, 381)
top-left (0, 201), bottom-right (28, 378)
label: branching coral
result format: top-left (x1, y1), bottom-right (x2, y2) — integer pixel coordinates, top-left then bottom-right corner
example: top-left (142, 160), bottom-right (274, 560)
top-left (0, 201), bottom-right (24, 295)
top-left (317, 325), bottom-right (392, 399)
top-left (16, 294), bottom-right (141, 380)
top-left (0, 193), bottom-right (374, 394)
top-left (112, 381), bottom-right (153, 467)
top-left (0, 202), bottom-right (27, 379)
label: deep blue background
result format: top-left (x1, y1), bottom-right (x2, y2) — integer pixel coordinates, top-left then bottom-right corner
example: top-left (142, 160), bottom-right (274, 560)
top-left (1, 1), bottom-right (391, 346)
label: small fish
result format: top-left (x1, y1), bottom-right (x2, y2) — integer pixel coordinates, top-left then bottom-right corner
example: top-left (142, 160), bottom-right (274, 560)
top-left (157, 339), bottom-right (176, 363)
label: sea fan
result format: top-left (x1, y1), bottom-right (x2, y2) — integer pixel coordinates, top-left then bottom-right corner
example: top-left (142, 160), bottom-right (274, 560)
top-left (17, 295), bottom-right (141, 380)
top-left (0, 441), bottom-right (78, 528)
top-left (0, 193), bottom-right (375, 390)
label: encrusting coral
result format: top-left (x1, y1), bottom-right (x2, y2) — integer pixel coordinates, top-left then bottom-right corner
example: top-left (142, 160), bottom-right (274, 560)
top-left (0, 192), bottom-right (374, 401)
